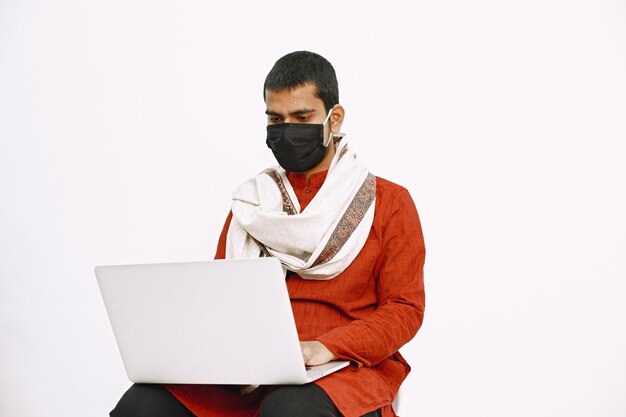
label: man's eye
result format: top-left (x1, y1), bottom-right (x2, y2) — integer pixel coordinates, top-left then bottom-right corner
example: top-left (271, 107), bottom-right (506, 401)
top-left (269, 117), bottom-right (282, 123)
top-left (297, 116), bottom-right (309, 122)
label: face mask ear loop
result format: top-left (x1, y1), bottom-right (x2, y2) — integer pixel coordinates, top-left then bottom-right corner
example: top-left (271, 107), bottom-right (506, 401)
top-left (323, 109), bottom-right (334, 147)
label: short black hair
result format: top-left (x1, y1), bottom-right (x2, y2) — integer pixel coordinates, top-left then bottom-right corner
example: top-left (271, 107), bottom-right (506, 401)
top-left (263, 51), bottom-right (339, 113)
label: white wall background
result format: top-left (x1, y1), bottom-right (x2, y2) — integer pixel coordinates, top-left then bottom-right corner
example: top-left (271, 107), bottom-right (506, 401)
top-left (1, 0), bottom-right (625, 416)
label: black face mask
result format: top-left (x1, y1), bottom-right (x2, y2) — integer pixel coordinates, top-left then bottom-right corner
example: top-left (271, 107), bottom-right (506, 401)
top-left (266, 110), bottom-right (333, 172)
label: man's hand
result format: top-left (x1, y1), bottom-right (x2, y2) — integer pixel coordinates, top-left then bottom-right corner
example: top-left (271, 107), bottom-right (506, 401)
top-left (300, 340), bottom-right (339, 366)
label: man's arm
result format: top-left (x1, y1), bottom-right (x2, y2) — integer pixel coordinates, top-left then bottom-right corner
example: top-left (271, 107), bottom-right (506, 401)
top-left (214, 212), bottom-right (233, 260)
top-left (314, 188), bottom-right (426, 367)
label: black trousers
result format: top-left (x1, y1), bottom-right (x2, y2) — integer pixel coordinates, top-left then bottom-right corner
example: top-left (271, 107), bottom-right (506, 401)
top-left (110, 383), bottom-right (382, 417)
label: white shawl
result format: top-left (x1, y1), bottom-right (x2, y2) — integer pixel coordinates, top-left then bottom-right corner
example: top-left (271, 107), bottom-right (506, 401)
top-left (225, 135), bottom-right (376, 280)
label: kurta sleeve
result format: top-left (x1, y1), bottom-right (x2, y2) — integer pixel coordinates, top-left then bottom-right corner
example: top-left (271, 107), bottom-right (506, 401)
top-left (315, 188), bottom-right (426, 367)
top-left (214, 211), bottom-right (233, 260)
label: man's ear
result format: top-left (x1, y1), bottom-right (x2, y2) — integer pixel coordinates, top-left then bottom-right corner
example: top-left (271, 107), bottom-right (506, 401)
top-left (330, 104), bottom-right (345, 133)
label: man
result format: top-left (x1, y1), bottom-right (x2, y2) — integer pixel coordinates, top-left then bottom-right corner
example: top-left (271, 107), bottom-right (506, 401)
top-left (111, 51), bottom-right (425, 417)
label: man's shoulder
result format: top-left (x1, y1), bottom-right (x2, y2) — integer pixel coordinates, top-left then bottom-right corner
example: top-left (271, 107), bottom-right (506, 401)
top-left (373, 175), bottom-right (417, 212)
top-left (374, 175), bottom-right (410, 197)
top-left (372, 176), bottom-right (420, 225)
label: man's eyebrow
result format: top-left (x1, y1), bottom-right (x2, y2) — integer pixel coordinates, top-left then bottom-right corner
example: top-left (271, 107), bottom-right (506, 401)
top-left (289, 108), bottom-right (317, 116)
top-left (265, 108), bottom-right (318, 116)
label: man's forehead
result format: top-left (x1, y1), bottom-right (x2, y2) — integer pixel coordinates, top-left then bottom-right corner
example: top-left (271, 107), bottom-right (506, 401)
top-left (265, 83), bottom-right (324, 114)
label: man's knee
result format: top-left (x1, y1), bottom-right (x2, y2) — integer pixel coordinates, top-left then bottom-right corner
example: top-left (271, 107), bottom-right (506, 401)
top-left (259, 384), bottom-right (340, 417)
top-left (110, 384), bottom-right (194, 417)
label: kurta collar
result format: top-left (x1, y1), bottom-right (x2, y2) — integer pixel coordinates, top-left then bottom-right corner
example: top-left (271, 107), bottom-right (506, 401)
top-left (286, 170), bottom-right (329, 189)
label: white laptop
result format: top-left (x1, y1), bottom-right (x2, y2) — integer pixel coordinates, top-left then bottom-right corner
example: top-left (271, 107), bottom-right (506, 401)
top-left (95, 257), bottom-right (349, 385)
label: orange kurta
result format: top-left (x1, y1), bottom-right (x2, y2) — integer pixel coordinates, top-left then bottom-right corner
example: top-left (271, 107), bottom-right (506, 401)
top-left (166, 171), bottom-right (425, 417)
